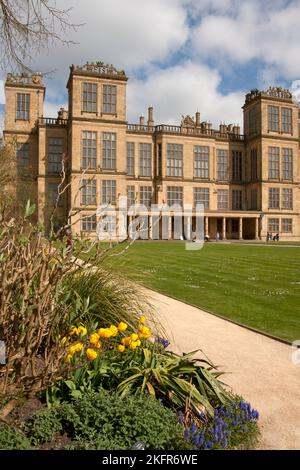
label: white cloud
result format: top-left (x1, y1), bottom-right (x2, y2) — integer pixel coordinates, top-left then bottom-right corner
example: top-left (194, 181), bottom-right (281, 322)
top-left (30, 0), bottom-right (188, 77)
top-left (191, 0), bottom-right (300, 79)
top-left (127, 61), bottom-right (244, 128)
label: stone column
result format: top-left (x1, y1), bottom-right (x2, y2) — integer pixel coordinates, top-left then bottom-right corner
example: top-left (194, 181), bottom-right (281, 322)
top-left (205, 216), bottom-right (209, 237)
top-left (239, 217), bottom-right (243, 240)
top-left (168, 216), bottom-right (172, 240)
top-left (255, 218), bottom-right (259, 240)
top-left (222, 217), bottom-right (226, 240)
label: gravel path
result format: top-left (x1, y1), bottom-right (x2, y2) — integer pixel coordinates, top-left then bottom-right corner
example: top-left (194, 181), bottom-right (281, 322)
top-left (146, 289), bottom-right (300, 450)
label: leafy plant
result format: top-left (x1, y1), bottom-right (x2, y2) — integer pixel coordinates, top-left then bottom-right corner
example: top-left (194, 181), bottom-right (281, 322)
top-left (60, 269), bottom-right (154, 330)
top-left (115, 348), bottom-right (230, 418)
top-left (26, 389), bottom-right (184, 450)
top-left (24, 407), bottom-right (62, 445)
top-left (0, 423), bottom-right (32, 450)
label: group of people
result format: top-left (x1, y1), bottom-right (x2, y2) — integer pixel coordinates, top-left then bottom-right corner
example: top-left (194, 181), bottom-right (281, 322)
top-left (266, 232), bottom-right (280, 242)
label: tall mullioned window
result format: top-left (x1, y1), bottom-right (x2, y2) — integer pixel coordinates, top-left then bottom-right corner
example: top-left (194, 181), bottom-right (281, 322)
top-left (217, 189), bottom-right (229, 209)
top-left (282, 218), bottom-right (292, 233)
top-left (281, 108), bottom-right (292, 133)
top-left (127, 185), bottom-right (135, 207)
top-left (232, 190), bottom-right (242, 210)
top-left (268, 106), bottom-right (279, 132)
top-left (194, 146), bottom-right (209, 179)
top-left (102, 85), bottom-right (116, 114)
top-left (16, 93), bottom-right (30, 120)
top-left (102, 180), bottom-right (116, 205)
top-left (250, 148), bottom-right (258, 181)
top-left (167, 186), bottom-right (183, 207)
top-left (249, 106), bottom-right (258, 135)
top-left (268, 188), bottom-right (280, 209)
top-left (157, 144), bottom-right (162, 177)
top-left (48, 183), bottom-right (63, 207)
top-left (268, 147), bottom-right (279, 179)
top-left (139, 143), bottom-right (152, 177)
top-left (82, 131), bottom-right (97, 168)
top-left (102, 133), bottom-right (116, 169)
top-left (82, 82), bottom-right (97, 113)
top-left (139, 186), bottom-right (152, 208)
top-left (217, 150), bottom-right (228, 181)
top-left (16, 142), bottom-right (29, 168)
top-left (282, 148), bottom-right (293, 180)
top-left (81, 214), bottom-right (97, 232)
top-left (126, 142), bottom-right (135, 176)
top-left (282, 188), bottom-right (292, 209)
top-left (232, 150), bottom-right (242, 182)
top-left (167, 144), bottom-right (183, 177)
top-left (268, 218), bottom-right (279, 233)
top-left (194, 188), bottom-right (209, 209)
top-left (48, 138), bottom-right (63, 173)
top-left (81, 179), bottom-right (97, 205)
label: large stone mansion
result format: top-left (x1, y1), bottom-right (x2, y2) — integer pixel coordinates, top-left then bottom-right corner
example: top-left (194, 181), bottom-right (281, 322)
top-left (3, 61), bottom-right (300, 240)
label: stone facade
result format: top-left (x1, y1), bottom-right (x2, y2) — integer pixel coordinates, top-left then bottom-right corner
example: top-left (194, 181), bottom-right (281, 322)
top-left (3, 63), bottom-right (300, 241)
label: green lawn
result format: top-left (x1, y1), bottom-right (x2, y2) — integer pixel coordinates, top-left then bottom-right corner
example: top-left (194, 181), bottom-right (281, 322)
top-left (101, 241), bottom-right (300, 343)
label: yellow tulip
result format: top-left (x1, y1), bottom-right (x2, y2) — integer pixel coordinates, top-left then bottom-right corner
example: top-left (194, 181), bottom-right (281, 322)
top-left (109, 325), bottom-right (119, 337)
top-left (78, 325), bottom-right (87, 336)
top-left (86, 348), bottom-right (98, 361)
top-left (118, 344), bottom-right (125, 353)
top-left (129, 341), bottom-right (138, 350)
top-left (130, 333), bottom-right (139, 342)
top-left (139, 316), bottom-right (146, 324)
top-left (95, 340), bottom-right (102, 349)
top-left (118, 322), bottom-right (128, 332)
top-left (90, 332), bottom-right (100, 345)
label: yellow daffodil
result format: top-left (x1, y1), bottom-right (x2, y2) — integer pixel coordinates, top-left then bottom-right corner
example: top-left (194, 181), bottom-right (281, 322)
top-left (109, 325), bottom-right (119, 337)
top-left (118, 322), bottom-right (128, 332)
top-left (86, 348), bottom-right (98, 361)
top-left (130, 333), bottom-right (139, 342)
top-left (90, 332), bottom-right (100, 345)
top-left (78, 325), bottom-right (87, 336)
top-left (118, 344), bottom-right (125, 353)
top-left (139, 315), bottom-right (146, 324)
top-left (136, 339), bottom-right (141, 346)
top-left (95, 340), bottom-right (102, 349)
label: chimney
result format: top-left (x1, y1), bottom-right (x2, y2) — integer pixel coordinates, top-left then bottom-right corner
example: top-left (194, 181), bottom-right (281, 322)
top-left (139, 115), bottom-right (145, 126)
top-left (147, 106), bottom-right (154, 127)
top-left (195, 111), bottom-right (200, 128)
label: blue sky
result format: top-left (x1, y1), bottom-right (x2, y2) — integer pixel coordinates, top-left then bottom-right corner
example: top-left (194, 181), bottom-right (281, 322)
top-left (1, 0), bottom-right (300, 129)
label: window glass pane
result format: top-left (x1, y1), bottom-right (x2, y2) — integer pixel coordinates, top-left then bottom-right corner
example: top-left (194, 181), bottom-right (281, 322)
top-left (194, 146), bottom-right (209, 179)
top-left (167, 144), bottom-right (183, 177)
top-left (102, 85), bottom-right (116, 113)
top-left (217, 150), bottom-right (228, 180)
top-left (282, 148), bottom-right (293, 180)
top-left (139, 143), bottom-right (152, 177)
top-left (102, 180), bottom-right (116, 204)
top-left (281, 108), bottom-right (292, 133)
top-left (16, 93), bottom-right (30, 120)
top-left (102, 133), bottom-right (116, 169)
top-left (268, 106), bottom-right (279, 132)
top-left (194, 188), bottom-right (209, 209)
top-left (81, 179), bottom-right (97, 205)
top-left (217, 189), bottom-right (229, 209)
top-left (268, 147), bottom-right (279, 179)
top-left (82, 82), bottom-right (97, 113)
top-left (126, 142), bottom-right (135, 175)
top-left (48, 138), bottom-right (63, 173)
top-left (139, 186), bottom-right (152, 208)
top-left (82, 131), bottom-right (97, 168)
top-left (268, 188), bottom-right (280, 209)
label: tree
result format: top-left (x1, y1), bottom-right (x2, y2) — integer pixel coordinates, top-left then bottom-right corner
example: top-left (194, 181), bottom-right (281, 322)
top-left (0, 0), bottom-right (78, 72)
